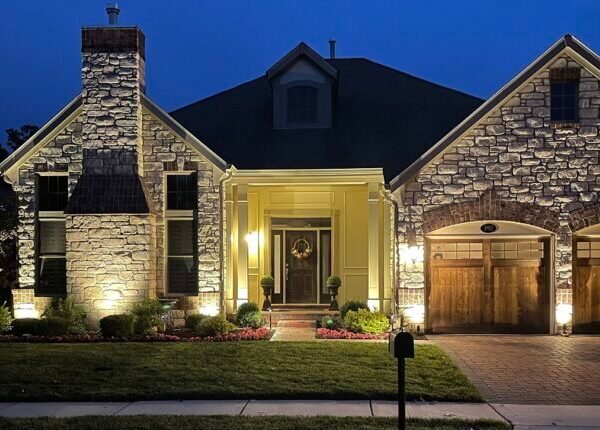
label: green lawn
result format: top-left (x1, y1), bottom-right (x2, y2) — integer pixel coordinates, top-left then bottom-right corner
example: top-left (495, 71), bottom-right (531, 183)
top-left (0, 416), bottom-right (509, 430)
top-left (0, 342), bottom-right (480, 402)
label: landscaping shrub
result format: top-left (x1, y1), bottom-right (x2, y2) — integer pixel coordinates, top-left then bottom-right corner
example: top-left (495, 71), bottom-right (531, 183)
top-left (339, 300), bottom-right (369, 319)
top-left (0, 304), bottom-right (13, 333)
top-left (99, 314), bottom-right (135, 338)
top-left (131, 298), bottom-right (166, 335)
top-left (11, 318), bottom-right (42, 336)
top-left (185, 314), bottom-right (206, 329)
top-left (236, 302), bottom-right (264, 328)
top-left (316, 327), bottom-right (387, 340)
top-left (38, 316), bottom-right (70, 336)
top-left (321, 315), bottom-right (342, 330)
top-left (43, 297), bottom-right (88, 334)
top-left (195, 315), bottom-right (235, 337)
top-left (343, 309), bottom-right (390, 334)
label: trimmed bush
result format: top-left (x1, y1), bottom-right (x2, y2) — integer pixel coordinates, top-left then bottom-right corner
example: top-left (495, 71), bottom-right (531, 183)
top-left (236, 302), bottom-right (264, 328)
top-left (43, 297), bottom-right (88, 334)
top-left (38, 316), bottom-right (70, 336)
top-left (340, 300), bottom-right (369, 319)
top-left (131, 299), bottom-right (166, 335)
top-left (11, 318), bottom-right (42, 336)
top-left (185, 314), bottom-right (206, 330)
top-left (99, 314), bottom-right (135, 338)
top-left (326, 275), bottom-right (342, 287)
top-left (0, 304), bottom-right (13, 333)
top-left (321, 315), bottom-right (342, 330)
top-left (343, 309), bottom-right (390, 334)
top-left (195, 315), bottom-right (235, 337)
top-left (259, 275), bottom-right (274, 287)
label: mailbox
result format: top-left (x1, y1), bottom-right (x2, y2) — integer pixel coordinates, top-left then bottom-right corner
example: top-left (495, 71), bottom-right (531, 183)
top-left (388, 330), bottom-right (414, 359)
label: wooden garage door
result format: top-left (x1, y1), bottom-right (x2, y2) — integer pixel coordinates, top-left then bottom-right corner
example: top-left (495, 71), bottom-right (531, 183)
top-left (573, 239), bottom-right (600, 334)
top-left (427, 239), bottom-right (549, 333)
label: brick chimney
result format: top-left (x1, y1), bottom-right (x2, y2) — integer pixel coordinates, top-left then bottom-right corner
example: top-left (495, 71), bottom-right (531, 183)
top-left (81, 26), bottom-right (146, 176)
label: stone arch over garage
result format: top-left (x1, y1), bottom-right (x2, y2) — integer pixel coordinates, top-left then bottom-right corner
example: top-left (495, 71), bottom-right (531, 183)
top-left (421, 191), bottom-right (561, 235)
top-left (569, 203), bottom-right (600, 233)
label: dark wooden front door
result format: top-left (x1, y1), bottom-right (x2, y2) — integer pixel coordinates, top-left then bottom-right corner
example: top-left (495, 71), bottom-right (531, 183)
top-left (573, 239), bottom-right (600, 333)
top-left (427, 239), bottom-right (550, 333)
top-left (285, 230), bottom-right (318, 303)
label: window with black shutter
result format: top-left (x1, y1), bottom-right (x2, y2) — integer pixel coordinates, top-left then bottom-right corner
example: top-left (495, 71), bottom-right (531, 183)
top-left (37, 174), bottom-right (67, 296)
top-left (551, 68), bottom-right (580, 123)
top-left (167, 220), bottom-right (196, 294)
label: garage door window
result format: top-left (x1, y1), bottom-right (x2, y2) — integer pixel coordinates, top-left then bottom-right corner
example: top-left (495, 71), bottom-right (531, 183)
top-left (576, 241), bottom-right (600, 259)
top-left (491, 241), bottom-right (544, 259)
top-left (430, 242), bottom-right (482, 260)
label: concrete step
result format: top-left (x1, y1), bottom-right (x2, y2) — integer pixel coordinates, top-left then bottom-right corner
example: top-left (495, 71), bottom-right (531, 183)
top-left (276, 320), bottom-right (317, 328)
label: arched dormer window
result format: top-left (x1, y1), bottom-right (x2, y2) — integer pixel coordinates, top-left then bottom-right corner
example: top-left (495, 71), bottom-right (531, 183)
top-left (287, 85), bottom-right (318, 124)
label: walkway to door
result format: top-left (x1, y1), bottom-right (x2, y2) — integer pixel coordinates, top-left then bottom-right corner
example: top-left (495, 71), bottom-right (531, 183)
top-left (431, 335), bottom-right (600, 404)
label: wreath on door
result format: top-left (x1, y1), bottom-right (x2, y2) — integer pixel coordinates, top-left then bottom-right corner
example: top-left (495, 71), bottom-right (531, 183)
top-left (291, 238), bottom-right (313, 260)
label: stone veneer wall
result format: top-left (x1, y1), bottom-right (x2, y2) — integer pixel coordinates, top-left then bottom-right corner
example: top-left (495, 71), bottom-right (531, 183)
top-left (396, 55), bottom-right (600, 329)
top-left (12, 116), bottom-right (84, 314)
top-left (141, 110), bottom-right (222, 312)
top-left (66, 215), bottom-right (155, 324)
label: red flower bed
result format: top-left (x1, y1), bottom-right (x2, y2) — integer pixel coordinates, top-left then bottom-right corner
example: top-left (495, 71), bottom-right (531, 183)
top-left (0, 327), bottom-right (271, 343)
top-left (316, 328), bottom-right (387, 340)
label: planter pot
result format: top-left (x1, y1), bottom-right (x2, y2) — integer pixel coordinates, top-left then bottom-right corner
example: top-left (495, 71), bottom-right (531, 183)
top-left (261, 285), bottom-right (274, 311)
top-left (327, 285), bottom-right (341, 311)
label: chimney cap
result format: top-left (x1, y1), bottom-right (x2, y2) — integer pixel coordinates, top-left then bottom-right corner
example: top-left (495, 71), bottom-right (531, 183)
top-left (329, 39), bottom-right (336, 59)
top-left (106, 2), bottom-right (120, 25)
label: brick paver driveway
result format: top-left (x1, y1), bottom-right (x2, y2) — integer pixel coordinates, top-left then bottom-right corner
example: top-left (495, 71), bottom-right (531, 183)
top-left (431, 335), bottom-right (600, 404)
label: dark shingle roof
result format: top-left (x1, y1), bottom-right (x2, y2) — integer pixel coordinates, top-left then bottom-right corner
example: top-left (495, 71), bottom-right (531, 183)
top-left (65, 175), bottom-right (149, 214)
top-left (170, 58), bottom-right (483, 182)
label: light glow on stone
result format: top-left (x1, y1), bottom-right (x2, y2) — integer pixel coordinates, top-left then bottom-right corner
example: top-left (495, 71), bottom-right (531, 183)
top-left (555, 303), bottom-right (572, 325)
top-left (404, 304), bottom-right (425, 324)
top-left (400, 245), bottom-right (424, 266)
top-left (199, 303), bottom-right (220, 316)
top-left (14, 303), bottom-right (38, 319)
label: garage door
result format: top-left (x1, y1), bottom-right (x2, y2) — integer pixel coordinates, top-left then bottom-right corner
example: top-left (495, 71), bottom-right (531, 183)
top-left (573, 239), bottom-right (600, 333)
top-left (427, 239), bottom-right (550, 333)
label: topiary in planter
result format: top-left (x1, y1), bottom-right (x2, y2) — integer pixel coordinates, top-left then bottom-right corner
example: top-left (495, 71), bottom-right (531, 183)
top-left (339, 299), bottom-right (369, 319)
top-left (99, 314), bottom-right (135, 338)
top-left (326, 275), bottom-right (342, 287)
top-left (195, 315), bottom-right (235, 337)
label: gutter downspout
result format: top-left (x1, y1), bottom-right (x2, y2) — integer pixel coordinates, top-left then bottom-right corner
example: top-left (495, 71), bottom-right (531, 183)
top-left (382, 185), bottom-right (399, 316)
top-left (218, 165), bottom-right (234, 315)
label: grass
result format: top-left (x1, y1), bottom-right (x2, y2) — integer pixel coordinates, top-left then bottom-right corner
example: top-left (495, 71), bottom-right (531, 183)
top-left (0, 416), bottom-right (509, 430)
top-left (0, 342), bottom-right (480, 402)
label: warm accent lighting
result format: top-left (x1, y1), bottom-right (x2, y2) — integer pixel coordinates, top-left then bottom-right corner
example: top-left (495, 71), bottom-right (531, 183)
top-left (368, 299), bottom-right (380, 312)
top-left (245, 231), bottom-right (259, 254)
top-left (403, 304), bottom-right (425, 324)
top-left (400, 245), bottom-right (424, 268)
top-left (199, 303), bottom-right (220, 316)
top-left (13, 303), bottom-right (38, 319)
top-left (555, 303), bottom-right (572, 325)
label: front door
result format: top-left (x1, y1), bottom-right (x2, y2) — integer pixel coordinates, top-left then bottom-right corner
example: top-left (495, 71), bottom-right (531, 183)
top-left (285, 230), bottom-right (318, 303)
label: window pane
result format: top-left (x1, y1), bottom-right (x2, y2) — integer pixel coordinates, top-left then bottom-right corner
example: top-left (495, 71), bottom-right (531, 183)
top-left (551, 79), bottom-right (579, 122)
top-left (38, 176), bottom-right (68, 211)
top-left (38, 258), bottom-right (66, 295)
top-left (287, 86), bottom-right (318, 124)
top-left (166, 174), bottom-right (197, 210)
top-left (40, 221), bottom-right (66, 255)
top-left (168, 257), bottom-right (196, 294)
top-left (168, 220), bottom-right (194, 256)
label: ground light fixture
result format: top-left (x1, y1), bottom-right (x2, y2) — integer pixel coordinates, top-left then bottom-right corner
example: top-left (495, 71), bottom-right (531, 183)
top-left (555, 303), bottom-right (572, 336)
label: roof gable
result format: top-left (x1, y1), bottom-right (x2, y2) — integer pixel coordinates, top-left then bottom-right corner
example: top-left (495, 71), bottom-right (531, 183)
top-left (390, 34), bottom-right (600, 191)
top-left (266, 42), bottom-right (338, 82)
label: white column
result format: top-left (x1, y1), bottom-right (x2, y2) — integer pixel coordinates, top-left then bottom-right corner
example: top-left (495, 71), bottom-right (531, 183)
top-left (368, 182), bottom-right (381, 311)
top-left (236, 184), bottom-right (249, 307)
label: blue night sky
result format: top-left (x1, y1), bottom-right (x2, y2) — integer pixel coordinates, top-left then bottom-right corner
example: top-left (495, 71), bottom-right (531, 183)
top-left (1, 0), bottom-right (599, 143)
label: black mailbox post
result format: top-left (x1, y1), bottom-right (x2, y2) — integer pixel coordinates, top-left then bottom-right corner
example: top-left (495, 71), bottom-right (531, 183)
top-left (389, 330), bottom-right (414, 430)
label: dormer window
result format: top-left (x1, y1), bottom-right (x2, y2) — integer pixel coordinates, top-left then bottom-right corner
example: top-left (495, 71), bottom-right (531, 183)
top-left (287, 85), bottom-right (318, 124)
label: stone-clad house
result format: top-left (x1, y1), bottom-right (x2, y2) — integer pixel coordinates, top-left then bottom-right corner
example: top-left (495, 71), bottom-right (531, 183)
top-left (2, 12), bottom-right (600, 334)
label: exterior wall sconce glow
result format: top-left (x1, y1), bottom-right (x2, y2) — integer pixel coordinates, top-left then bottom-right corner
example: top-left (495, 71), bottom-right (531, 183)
top-left (199, 303), bottom-right (220, 316)
top-left (556, 303), bottom-right (572, 327)
top-left (399, 245), bottom-right (424, 269)
top-left (368, 299), bottom-right (380, 312)
top-left (245, 231), bottom-right (259, 254)
top-left (14, 303), bottom-right (38, 319)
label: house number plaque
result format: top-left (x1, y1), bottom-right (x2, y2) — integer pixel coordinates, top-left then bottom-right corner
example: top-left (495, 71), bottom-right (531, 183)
top-left (480, 223), bottom-right (498, 233)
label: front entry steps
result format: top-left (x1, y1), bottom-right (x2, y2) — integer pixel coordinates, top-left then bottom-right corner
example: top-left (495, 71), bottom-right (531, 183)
top-left (268, 304), bottom-right (337, 325)
top-left (270, 320), bottom-right (317, 341)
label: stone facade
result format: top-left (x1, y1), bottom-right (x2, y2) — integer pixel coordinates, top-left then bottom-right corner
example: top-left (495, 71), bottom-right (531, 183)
top-left (66, 214), bottom-right (155, 323)
top-left (395, 54), bottom-right (600, 328)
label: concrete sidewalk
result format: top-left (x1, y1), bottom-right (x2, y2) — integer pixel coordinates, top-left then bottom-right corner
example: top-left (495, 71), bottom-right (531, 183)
top-left (1, 400), bottom-right (600, 428)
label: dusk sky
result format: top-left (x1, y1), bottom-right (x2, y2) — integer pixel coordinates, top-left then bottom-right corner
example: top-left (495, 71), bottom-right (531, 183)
top-left (1, 0), bottom-right (599, 145)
